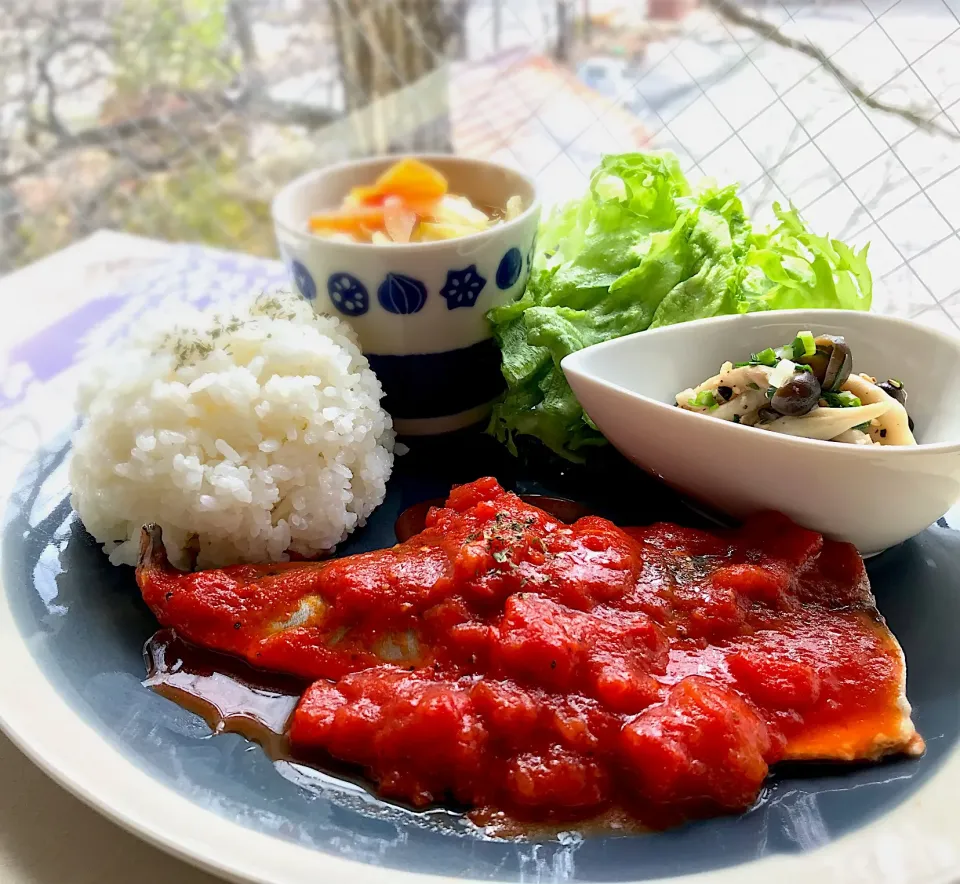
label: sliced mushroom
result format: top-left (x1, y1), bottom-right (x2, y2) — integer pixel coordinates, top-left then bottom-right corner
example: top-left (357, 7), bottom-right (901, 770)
top-left (758, 400), bottom-right (891, 441)
top-left (676, 362), bottom-right (773, 422)
top-left (799, 335), bottom-right (852, 392)
top-left (712, 387), bottom-right (770, 422)
top-left (842, 374), bottom-right (917, 446)
top-left (877, 378), bottom-right (908, 407)
top-left (770, 371), bottom-right (821, 416)
top-left (831, 428), bottom-right (876, 446)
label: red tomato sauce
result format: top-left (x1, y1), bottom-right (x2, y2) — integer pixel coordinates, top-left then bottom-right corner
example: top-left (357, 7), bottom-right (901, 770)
top-left (137, 477), bottom-right (922, 828)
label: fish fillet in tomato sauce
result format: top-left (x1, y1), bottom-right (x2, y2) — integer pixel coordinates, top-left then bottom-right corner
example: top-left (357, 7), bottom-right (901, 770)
top-left (136, 477), bottom-right (922, 826)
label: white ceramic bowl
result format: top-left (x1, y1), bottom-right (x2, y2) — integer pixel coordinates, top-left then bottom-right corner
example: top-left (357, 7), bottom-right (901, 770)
top-left (562, 309), bottom-right (960, 556)
top-left (272, 155), bottom-right (540, 435)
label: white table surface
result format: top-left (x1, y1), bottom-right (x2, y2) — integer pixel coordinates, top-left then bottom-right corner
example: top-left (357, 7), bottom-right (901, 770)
top-left (1, 230), bottom-right (958, 884)
top-left (0, 232), bottom-right (223, 884)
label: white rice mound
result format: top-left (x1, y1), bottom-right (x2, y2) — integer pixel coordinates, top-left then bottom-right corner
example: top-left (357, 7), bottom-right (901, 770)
top-left (70, 290), bottom-right (394, 569)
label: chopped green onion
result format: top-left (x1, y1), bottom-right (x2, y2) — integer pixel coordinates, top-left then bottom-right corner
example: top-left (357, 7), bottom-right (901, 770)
top-left (690, 390), bottom-right (720, 409)
top-left (823, 391), bottom-right (862, 408)
top-left (746, 381), bottom-right (760, 390)
top-left (765, 386), bottom-right (776, 400)
top-left (734, 361), bottom-right (751, 368)
top-left (853, 422), bottom-right (872, 432)
top-left (750, 347), bottom-right (779, 367)
top-left (888, 378), bottom-right (904, 389)
top-left (733, 414), bottom-right (742, 424)
top-left (792, 330), bottom-right (816, 359)
top-left (775, 346), bottom-right (794, 361)
top-left (794, 364), bottom-right (813, 373)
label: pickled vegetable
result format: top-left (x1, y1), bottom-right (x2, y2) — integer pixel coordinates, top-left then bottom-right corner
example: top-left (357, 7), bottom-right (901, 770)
top-left (308, 158), bottom-right (524, 244)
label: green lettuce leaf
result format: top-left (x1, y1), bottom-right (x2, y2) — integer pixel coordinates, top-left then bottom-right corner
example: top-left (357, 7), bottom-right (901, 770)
top-left (488, 152), bottom-right (873, 461)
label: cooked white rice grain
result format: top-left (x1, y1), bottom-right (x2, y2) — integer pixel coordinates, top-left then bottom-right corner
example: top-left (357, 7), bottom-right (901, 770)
top-left (70, 290), bottom-right (394, 569)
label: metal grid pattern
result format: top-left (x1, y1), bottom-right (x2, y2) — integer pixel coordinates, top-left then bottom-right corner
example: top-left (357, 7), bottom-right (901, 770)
top-left (1, 0), bottom-right (959, 330)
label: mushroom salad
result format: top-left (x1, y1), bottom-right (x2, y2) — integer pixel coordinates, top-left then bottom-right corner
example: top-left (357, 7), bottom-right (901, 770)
top-left (676, 331), bottom-right (917, 446)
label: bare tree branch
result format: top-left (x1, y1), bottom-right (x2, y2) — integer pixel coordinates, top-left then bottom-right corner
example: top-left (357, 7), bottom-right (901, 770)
top-left (0, 87), bottom-right (336, 187)
top-left (36, 54), bottom-right (70, 140)
top-left (36, 33), bottom-right (112, 140)
top-left (249, 95), bottom-right (338, 128)
top-left (228, 0), bottom-right (259, 70)
top-left (704, 0), bottom-right (960, 142)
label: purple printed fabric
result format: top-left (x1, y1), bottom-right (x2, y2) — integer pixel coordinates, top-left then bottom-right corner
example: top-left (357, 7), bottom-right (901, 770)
top-left (1, 245), bottom-right (287, 411)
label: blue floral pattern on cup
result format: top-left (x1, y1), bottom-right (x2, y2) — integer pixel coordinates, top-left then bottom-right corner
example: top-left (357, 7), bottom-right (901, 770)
top-left (291, 260), bottom-right (317, 301)
top-left (378, 273), bottom-right (428, 315)
top-left (440, 265), bottom-right (486, 310)
top-left (496, 247), bottom-right (523, 290)
top-left (327, 272), bottom-right (369, 316)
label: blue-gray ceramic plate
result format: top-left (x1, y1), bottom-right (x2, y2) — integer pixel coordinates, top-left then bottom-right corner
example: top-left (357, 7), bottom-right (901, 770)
top-left (2, 428), bottom-right (960, 884)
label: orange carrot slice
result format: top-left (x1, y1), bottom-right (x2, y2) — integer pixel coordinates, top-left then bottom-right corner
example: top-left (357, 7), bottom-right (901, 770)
top-left (351, 158), bottom-right (448, 206)
top-left (308, 205), bottom-right (386, 234)
top-left (378, 158), bottom-right (448, 201)
top-left (348, 185), bottom-right (384, 205)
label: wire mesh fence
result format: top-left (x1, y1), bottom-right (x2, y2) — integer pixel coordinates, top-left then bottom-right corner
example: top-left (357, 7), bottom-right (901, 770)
top-left (1, 0), bottom-right (959, 326)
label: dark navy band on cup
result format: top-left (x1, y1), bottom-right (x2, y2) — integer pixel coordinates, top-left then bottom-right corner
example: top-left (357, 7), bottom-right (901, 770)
top-left (366, 338), bottom-right (506, 420)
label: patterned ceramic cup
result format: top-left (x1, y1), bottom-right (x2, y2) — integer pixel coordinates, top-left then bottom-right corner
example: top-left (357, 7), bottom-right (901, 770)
top-left (272, 155), bottom-right (540, 435)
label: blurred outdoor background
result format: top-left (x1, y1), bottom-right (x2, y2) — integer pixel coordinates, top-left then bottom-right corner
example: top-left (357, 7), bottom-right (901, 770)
top-left (2, 0), bottom-right (960, 319)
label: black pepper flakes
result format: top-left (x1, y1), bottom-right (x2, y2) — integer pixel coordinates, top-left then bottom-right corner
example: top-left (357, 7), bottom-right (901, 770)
top-left (165, 592), bottom-right (174, 600)
top-left (234, 621), bottom-right (242, 630)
